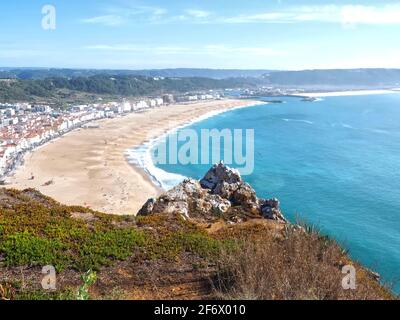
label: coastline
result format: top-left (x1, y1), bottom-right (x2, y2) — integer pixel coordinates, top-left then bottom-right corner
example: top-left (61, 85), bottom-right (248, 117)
top-left (296, 88), bottom-right (400, 97)
top-left (126, 100), bottom-right (263, 191)
top-left (6, 99), bottom-right (262, 215)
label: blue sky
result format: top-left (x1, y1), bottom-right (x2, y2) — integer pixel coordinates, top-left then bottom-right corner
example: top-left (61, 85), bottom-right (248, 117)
top-left (1, 0), bottom-right (400, 70)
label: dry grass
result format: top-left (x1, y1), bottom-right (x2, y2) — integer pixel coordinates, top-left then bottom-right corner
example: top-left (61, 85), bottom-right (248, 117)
top-left (211, 226), bottom-right (395, 300)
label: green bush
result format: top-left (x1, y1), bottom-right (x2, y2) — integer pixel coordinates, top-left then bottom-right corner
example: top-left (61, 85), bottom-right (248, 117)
top-left (145, 230), bottom-right (234, 261)
top-left (13, 288), bottom-right (76, 301)
top-left (0, 189), bottom-right (147, 271)
top-left (77, 270), bottom-right (97, 300)
top-left (75, 229), bottom-right (146, 271)
top-left (0, 232), bottom-right (69, 271)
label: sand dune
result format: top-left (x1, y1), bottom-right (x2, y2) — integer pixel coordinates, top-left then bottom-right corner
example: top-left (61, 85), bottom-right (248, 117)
top-left (7, 99), bottom-right (260, 215)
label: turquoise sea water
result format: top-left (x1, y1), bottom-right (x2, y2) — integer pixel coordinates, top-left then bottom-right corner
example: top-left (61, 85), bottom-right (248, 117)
top-left (153, 94), bottom-right (400, 292)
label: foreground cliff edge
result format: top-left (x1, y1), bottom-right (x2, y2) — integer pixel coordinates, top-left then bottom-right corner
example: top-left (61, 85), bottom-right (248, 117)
top-left (0, 164), bottom-right (395, 300)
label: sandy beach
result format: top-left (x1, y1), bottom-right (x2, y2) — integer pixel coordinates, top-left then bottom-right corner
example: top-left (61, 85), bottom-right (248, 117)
top-left (297, 89), bottom-right (400, 97)
top-left (6, 99), bottom-right (261, 215)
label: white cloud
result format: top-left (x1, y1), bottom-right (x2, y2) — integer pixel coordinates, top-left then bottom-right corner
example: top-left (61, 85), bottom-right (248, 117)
top-left (185, 9), bottom-right (212, 19)
top-left (340, 5), bottom-right (400, 25)
top-left (82, 15), bottom-right (125, 27)
top-left (81, 5), bottom-right (167, 26)
top-left (81, 4), bottom-right (400, 27)
top-left (220, 4), bottom-right (400, 25)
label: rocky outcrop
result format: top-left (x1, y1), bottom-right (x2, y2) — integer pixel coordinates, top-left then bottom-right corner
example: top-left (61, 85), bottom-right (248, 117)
top-left (138, 163), bottom-right (287, 224)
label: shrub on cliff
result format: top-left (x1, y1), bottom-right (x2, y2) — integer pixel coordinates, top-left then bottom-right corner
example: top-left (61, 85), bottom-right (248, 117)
top-left (212, 225), bottom-right (394, 300)
top-left (0, 188), bottom-right (146, 272)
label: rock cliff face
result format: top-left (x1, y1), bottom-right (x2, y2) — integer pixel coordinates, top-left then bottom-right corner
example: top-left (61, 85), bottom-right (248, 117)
top-left (138, 163), bottom-right (287, 224)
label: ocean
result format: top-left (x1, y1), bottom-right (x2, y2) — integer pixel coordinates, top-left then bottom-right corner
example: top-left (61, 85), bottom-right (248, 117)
top-left (129, 93), bottom-right (400, 293)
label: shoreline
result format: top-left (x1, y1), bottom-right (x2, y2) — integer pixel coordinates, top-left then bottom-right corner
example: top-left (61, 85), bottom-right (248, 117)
top-left (296, 89), bottom-right (400, 97)
top-left (6, 99), bottom-right (262, 215)
top-left (125, 100), bottom-right (264, 191)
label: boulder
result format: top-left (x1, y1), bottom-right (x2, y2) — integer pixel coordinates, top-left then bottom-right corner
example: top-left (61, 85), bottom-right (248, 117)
top-left (138, 163), bottom-right (287, 224)
top-left (138, 198), bottom-right (156, 216)
top-left (260, 198), bottom-right (286, 222)
top-left (200, 162), bottom-right (242, 196)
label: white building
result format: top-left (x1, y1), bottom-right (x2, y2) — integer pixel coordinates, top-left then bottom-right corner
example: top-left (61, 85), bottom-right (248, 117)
top-left (149, 99), bottom-right (157, 108)
top-left (155, 98), bottom-right (163, 106)
top-left (71, 105), bottom-right (88, 112)
top-left (135, 101), bottom-right (149, 111)
top-left (0, 148), bottom-right (6, 176)
top-left (122, 102), bottom-right (132, 113)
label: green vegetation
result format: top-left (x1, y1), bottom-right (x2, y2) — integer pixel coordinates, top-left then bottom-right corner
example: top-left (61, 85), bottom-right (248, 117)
top-left (1, 272), bottom-right (96, 300)
top-left (1, 232), bottom-right (67, 270)
top-left (77, 270), bottom-right (97, 300)
top-left (3, 68), bottom-right (400, 100)
top-left (0, 189), bottom-right (235, 299)
top-left (12, 288), bottom-right (76, 301)
top-left (147, 229), bottom-right (233, 261)
top-left (0, 75), bottom-right (253, 103)
top-left (0, 189), bottom-right (146, 272)
top-left (0, 189), bottom-right (227, 273)
top-left (0, 188), bottom-right (395, 300)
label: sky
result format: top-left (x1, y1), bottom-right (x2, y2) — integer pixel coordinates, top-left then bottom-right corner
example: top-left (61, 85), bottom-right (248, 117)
top-left (1, 0), bottom-right (400, 70)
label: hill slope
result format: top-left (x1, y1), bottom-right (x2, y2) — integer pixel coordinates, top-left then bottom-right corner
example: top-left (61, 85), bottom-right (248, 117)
top-left (263, 68), bottom-right (400, 89)
top-left (0, 164), bottom-right (394, 300)
top-left (0, 75), bottom-right (256, 103)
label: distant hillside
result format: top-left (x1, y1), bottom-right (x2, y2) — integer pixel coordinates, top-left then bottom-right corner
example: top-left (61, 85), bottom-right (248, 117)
top-left (263, 68), bottom-right (400, 89)
top-left (3, 68), bottom-right (400, 103)
top-left (0, 68), bottom-right (274, 80)
top-left (0, 75), bottom-right (257, 103)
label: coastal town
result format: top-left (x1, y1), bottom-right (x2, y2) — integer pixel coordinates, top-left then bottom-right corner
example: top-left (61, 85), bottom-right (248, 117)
top-left (0, 92), bottom-right (221, 183)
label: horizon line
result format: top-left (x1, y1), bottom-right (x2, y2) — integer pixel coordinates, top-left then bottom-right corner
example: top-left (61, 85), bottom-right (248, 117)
top-left (2, 66), bottom-right (400, 72)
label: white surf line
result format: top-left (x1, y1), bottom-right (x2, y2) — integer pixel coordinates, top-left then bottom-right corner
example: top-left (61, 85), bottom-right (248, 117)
top-left (125, 100), bottom-right (264, 190)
